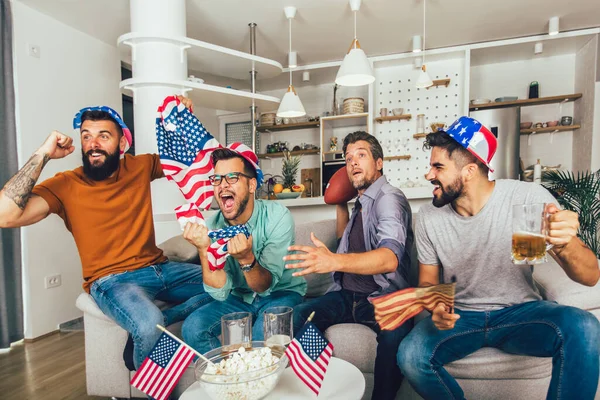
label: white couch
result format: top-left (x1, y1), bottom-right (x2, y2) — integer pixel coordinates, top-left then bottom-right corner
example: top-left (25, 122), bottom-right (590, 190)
top-left (76, 217), bottom-right (600, 399)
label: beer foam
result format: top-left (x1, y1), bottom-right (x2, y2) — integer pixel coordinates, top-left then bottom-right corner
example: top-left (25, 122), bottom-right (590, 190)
top-left (513, 231), bottom-right (546, 238)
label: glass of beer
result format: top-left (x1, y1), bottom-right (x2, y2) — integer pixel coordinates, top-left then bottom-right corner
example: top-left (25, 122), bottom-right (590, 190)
top-left (221, 312), bottom-right (252, 351)
top-left (512, 203), bottom-right (552, 264)
top-left (263, 306), bottom-right (293, 348)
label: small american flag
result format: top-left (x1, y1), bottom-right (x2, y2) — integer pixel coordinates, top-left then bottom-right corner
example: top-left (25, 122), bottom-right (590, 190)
top-left (130, 332), bottom-right (196, 400)
top-left (285, 322), bottom-right (334, 396)
top-left (206, 225), bottom-right (250, 271)
top-left (156, 95), bottom-right (220, 216)
top-left (371, 282), bottom-right (456, 331)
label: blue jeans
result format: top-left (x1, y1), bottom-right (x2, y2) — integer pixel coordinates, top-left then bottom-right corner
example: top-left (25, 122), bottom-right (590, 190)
top-left (294, 289), bottom-right (414, 400)
top-left (397, 300), bottom-right (600, 400)
top-left (182, 290), bottom-right (303, 354)
top-left (90, 261), bottom-right (213, 368)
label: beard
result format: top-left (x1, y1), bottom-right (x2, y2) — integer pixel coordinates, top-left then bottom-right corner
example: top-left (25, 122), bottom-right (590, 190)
top-left (432, 176), bottom-right (464, 208)
top-left (220, 190), bottom-right (250, 222)
top-left (82, 148), bottom-right (121, 181)
top-left (351, 172), bottom-right (378, 192)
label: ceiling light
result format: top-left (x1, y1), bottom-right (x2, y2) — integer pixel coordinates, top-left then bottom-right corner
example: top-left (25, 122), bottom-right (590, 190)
top-left (415, 0), bottom-right (433, 88)
top-left (335, 0), bottom-right (375, 87)
top-left (549, 16), bottom-right (559, 36)
top-left (278, 6), bottom-right (306, 118)
top-left (412, 35), bottom-right (422, 53)
top-left (534, 42), bottom-right (543, 54)
top-left (302, 71), bottom-right (310, 82)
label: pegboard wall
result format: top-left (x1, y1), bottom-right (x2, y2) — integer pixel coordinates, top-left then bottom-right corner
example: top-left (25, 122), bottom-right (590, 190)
top-left (374, 57), bottom-right (466, 188)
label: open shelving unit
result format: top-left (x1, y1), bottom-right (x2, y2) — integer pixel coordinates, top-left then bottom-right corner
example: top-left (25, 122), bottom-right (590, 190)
top-left (469, 93), bottom-right (582, 111)
top-left (520, 125), bottom-right (580, 135)
top-left (426, 78), bottom-right (451, 89)
top-left (257, 121), bottom-right (320, 133)
top-left (383, 155), bottom-right (412, 161)
top-left (257, 149), bottom-right (320, 159)
top-left (375, 114), bottom-right (412, 124)
top-left (321, 113), bottom-right (370, 128)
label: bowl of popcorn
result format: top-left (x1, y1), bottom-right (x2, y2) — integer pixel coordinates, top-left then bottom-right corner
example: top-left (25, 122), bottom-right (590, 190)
top-left (194, 342), bottom-right (288, 400)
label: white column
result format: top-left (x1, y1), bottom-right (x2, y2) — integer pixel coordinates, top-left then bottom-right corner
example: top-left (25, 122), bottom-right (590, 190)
top-left (128, 0), bottom-right (188, 216)
top-left (129, 0), bottom-right (188, 155)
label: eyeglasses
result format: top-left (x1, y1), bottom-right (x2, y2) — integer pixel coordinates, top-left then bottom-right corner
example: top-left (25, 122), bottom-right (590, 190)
top-left (208, 172), bottom-right (254, 186)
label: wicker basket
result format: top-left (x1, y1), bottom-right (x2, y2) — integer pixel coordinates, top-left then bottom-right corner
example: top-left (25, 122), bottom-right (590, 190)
top-left (259, 112), bottom-right (277, 126)
top-left (343, 97), bottom-right (365, 114)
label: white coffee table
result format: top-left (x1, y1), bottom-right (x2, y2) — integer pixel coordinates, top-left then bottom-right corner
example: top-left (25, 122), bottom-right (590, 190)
top-left (180, 357), bottom-right (365, 400)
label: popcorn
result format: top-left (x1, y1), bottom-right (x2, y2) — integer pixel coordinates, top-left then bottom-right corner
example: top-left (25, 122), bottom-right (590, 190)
top-left (200, 346), bottom-right (285, 400)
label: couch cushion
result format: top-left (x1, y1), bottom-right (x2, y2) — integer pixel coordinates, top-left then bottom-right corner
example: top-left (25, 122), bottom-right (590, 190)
top-left (295, 219), bottom-right (337, 298)
top-left (445, 347), bottom-right (552, 380)
top-left (158, 235), bottom-right (200, 264)
top-left (533, 258), bottom-right (600, 311)
top-left (325, 323), bottom-right (377, 373)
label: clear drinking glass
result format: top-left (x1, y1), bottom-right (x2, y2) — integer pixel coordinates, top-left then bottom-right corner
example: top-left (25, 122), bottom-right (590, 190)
top-left (221, 312), bottom-right (252, 350)
top-left (263, 306), bottom-right (293, 348)
top-left (512, 203), bottom-right (552, 264)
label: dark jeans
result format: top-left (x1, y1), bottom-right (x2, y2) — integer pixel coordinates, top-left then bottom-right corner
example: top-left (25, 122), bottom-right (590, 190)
top-left (397, 300), bottom-right (600, 400)
top-left (294, 289), bottom-right (413, 400)
top-left (90, 261), bottom-right (213, 368)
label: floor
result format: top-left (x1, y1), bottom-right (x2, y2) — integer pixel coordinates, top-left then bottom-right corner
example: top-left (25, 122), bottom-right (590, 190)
top-left (0, 331), bottom-right (97, 399)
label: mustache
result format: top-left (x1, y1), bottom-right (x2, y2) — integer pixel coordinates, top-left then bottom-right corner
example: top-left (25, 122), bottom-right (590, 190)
top-left (85, 149), bottom-right (110, 157)
top-left (431, 180), bottom-right (442, 187)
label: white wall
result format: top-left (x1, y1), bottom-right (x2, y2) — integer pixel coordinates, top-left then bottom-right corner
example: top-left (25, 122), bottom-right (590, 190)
top-left (12, 2), bottom-right (122, 338)
top-left (470, 54), bottom-right (576, 170)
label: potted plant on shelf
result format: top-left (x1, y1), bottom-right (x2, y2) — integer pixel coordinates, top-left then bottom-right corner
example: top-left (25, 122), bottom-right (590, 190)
top-left (543, 169), bottom-right (600, 258)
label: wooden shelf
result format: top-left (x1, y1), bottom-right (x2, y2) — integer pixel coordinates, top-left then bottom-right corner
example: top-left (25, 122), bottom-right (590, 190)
top-left (120, 78), bottom-right (280, 113)
top-left (426, 78), bottom-right (451, 89)
top-left (413, 133), bottom-right (427, 139)
top-left (257, 121), bottom-right (320, 133)
top-left (118, 33), bottom-right (283, 80)
top-left (469, 93), bottom-right (582, 111)
top-left (323, 151), bottom-right (343, 155)
top-left (520, 125), bottom-right (580, 135)
top-left (321, 113), bottom-right (369, 128)
top-left (257, 149), bottom-right (320, 159)
top-left (383, 155), bottom-right (412, 161)
top-left (375, 114), bottom-right (412, 124)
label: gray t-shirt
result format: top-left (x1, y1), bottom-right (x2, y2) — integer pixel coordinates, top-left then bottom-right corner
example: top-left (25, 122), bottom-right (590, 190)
top-left (416, 179), bottom-right (557, 311)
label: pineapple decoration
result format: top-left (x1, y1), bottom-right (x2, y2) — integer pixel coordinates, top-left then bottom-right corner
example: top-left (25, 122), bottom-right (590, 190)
top-left (281, 151), bottom-right (304, 193)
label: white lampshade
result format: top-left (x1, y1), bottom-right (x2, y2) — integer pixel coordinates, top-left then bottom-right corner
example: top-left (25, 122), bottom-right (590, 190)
top-left (335, 40), bottom-right (375, 86)
top-left (412, 35), bottom-right (422, 53)
top-left (416, 65), bottom-right (433, 88)
top-left (277, 85), bottom-right (306, 118)
top-left (288, 51), bottom-right (298, 68)
top-left (549, 16), bottom-right (559, 36)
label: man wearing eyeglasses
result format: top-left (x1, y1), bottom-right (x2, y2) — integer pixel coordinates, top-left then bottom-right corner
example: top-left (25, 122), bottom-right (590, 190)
top-left (181, 147), bottom-right (307, 354)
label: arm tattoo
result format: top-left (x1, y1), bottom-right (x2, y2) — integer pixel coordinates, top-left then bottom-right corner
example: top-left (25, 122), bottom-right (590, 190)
top-left (3, 153), bottom-right (49, 210)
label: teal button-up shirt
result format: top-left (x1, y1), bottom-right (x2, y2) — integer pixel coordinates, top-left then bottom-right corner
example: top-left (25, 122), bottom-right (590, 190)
top-left (204, 199), bottom-right (307, 303)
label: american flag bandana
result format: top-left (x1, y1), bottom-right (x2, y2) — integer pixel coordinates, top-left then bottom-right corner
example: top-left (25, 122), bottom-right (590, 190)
top-left (156, 96), bottom-right (259, 271)
top-left (73, 106), bottom-right (133, 154)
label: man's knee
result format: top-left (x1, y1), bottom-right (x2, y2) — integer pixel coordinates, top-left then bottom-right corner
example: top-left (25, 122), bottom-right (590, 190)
top-left (397, 332), bottom-right (430, 374)
top-left (181, 309), bottom-right (213, 344)
top-left (563, 309), bottom-right (600, 351)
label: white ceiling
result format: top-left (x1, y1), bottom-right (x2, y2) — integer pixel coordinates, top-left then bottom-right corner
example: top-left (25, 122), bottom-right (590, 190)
top-left (17, 0), bottom-right (600, 72)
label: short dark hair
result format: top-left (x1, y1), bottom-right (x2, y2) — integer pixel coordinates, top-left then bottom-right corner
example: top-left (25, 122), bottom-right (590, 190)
top-left (211, 148), bottom-right (257, 179)
top-left (423, 131), bottom-right (489, 175)
top-left (80, 110), bottom-right (123, 137)
top-left (342, 131), bottom-right (384, 171)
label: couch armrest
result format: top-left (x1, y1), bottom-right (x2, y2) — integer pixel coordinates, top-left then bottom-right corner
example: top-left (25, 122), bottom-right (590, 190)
top-left (533, 258), bottom-right (600, 311)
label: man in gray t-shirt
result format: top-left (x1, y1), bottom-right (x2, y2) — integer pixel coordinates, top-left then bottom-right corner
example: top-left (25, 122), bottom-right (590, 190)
top-left (396, 119), bottom-right (600, 400)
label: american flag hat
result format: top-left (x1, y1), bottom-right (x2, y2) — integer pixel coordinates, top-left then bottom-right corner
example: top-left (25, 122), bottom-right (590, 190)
top-left (214, 142), bottom-right (264, 189)
top-left (445, 116), bottom-right (497, 172)
top-left (73, 106), bottom-right (133, 154)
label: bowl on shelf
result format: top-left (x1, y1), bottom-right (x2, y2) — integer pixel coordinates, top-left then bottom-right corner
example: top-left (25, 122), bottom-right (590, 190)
top-left (194, 342), bottom-right (288, 400)
top-left (560, 116), bottom-right (573, 126)
top-left (470, 98), bottom-right (491, 105)
top-left (392, 108), bottom-right (404, 116)
top-left (275, 191), bottom-right (302, 200)
top-left (495, 96), bottom-right (518, 102)
top-left (520, 121), bottom-right (533, 129)
top-left (546, 121), bottom-right (559, 127)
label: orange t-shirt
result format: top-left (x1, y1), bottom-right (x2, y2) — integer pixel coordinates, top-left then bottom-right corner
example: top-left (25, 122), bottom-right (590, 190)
top-left (32, 154), bottom-right (168, 293)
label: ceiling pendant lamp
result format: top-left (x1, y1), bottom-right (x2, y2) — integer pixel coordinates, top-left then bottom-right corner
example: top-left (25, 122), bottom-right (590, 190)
top-left (335, 0), bottom-right (375, 87)
top-left (415, 0), bottom-right (433, 89)
top-left (277, 6), bottom-right (306, 118)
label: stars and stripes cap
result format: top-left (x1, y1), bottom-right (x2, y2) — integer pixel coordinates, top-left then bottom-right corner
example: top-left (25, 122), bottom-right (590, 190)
top-left (73, 106), bottom-right (133, 154)
top-left (445, 116), bottom-right (497, 172)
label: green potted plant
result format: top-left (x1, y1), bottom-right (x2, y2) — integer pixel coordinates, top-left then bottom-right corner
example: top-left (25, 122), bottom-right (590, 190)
top-left (543, 169), bottom-right (600, 258)
top-left (281, 151), bottom-right (302, 193)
